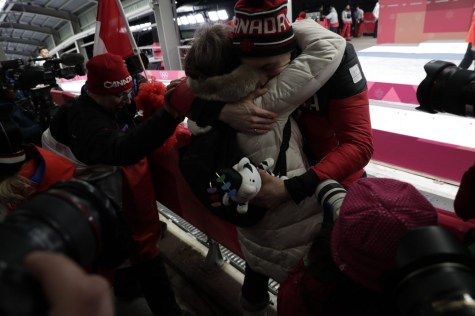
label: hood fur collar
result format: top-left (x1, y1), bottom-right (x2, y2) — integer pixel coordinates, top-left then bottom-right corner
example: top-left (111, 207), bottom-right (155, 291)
top-left (187, 64), bottom-right (263, 103)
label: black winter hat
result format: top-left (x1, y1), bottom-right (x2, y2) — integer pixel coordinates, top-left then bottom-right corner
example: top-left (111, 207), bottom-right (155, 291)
top-left (0, 104), bottom-right (26, 178)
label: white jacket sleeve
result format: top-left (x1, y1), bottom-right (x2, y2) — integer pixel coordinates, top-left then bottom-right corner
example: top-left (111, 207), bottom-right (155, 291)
top-left (256, 19), bottom-right (346, 119)
top-left (373, 3), bottom-right (380, 20)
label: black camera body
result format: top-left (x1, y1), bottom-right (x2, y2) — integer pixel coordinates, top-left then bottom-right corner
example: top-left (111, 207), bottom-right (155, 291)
top-left (0, 54), bottom-right (85, 129)
top-left (417, 60), bottom-right (475, 117)
top-left (0, 54), bottom-right (85, 90)
top-left (0, 180), bottom-right (133, 316)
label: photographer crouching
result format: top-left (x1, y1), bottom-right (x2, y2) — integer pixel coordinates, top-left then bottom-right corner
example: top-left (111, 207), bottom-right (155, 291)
top-left (277, 176), bottom-right (475, 316)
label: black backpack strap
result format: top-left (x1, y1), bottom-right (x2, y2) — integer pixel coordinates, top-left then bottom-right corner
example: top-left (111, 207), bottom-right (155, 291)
top-left (273, 118), bottom-right (291, 177)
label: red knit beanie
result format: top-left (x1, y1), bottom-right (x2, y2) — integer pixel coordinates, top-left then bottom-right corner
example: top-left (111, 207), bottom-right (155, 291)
top-left (331, 178), bottom-right (438, 290)
top-left (86, 53), bottom-right (133, 94)
top-left (233, 0), bottom-right (297, 57)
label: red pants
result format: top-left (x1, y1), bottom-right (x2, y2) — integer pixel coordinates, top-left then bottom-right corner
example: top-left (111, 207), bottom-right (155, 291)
top-left (340, 22), bottom-right (352, 40)
top-left (122, 158), bottom-right (161, 264)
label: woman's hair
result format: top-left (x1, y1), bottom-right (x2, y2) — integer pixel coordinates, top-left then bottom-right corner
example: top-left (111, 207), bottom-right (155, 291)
top-left (185, 23), bottom-right (240, 80)
top-left (0, 174), bottom-right (30, 211)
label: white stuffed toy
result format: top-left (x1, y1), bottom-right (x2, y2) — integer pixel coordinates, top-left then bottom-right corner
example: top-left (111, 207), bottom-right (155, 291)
top-left (221, 157), bottom-right (274, 214)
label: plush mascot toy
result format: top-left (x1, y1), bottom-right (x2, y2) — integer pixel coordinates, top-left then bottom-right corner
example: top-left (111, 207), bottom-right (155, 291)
top-left (215, 157), bottom-right (274, 214)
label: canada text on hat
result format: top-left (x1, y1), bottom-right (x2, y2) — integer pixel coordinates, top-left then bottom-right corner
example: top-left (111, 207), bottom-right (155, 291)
top-left (86, 53), bottom-right (133, 95)
top-left (103, 76), bottom-right (132, 89)
top-left (233, 0), bottom-right (296, 56)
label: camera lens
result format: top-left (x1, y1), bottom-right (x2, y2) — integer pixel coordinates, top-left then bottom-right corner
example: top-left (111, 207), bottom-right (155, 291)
top-left (315, 179), bottom-right (347, 220)
top-left (0, 179), bottom-right (132, 316)
top-left (417, 60), bottom-right (475, 117)
top-left (0, 179), bottom-right (131, 269)
top-left (0, 181), bottom-right (99, 267)
top-left (387, 226), bottom-right (475, 316)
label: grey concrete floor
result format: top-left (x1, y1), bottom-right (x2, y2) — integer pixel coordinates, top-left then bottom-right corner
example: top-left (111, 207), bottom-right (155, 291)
top-left (350, 34), bottom-right (378, 51)
top-left (114, 215), bottom-right (278, 316)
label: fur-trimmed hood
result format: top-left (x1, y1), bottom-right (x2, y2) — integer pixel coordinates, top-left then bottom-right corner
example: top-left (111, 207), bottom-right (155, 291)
top-left (187, 64), bottom-right (264, 103)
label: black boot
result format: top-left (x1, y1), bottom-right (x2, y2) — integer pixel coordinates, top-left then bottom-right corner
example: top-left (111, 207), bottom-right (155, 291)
top-left (159, 220), bottom-right (168, 239)
top-left (241, 264), bottom-right (270, 315)
top-left (134, 255), bottom-right (183, 316)
top-left (114, 266), bottom-right (143, 301)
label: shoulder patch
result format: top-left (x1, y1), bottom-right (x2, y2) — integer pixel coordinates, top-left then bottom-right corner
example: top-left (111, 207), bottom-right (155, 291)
top-left (302, 94), bottom-right (320, 112)
top-left (349, 64), bottom-right (363, 84)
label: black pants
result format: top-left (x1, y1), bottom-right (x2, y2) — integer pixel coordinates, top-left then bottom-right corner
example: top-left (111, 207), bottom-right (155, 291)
top-left (120, 255), bottom-right (182, 316)
top-left (242, 263), bottom-right (270, 304)
top-left (459, 43), bottom-right (475, 70)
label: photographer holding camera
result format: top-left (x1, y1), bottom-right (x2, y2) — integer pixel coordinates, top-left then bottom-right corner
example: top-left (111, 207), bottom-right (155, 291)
top-left (41, 53), bottom-right (188, 316)
top-left (277, 178), bottom-right (438, 316)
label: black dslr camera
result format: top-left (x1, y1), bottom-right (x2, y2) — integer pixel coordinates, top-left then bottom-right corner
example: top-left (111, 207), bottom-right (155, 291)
top-left (416, 60), bottom-right (475, 117)
top-left (0, 180), bottom-right (133, 316)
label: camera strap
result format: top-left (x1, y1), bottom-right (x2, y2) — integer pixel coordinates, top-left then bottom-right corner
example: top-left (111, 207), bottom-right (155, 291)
top-left (273, 118), bottom-right (291, 177)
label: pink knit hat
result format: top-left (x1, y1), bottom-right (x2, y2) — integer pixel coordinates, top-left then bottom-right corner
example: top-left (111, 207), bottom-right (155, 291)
top-left (331, 178), bottom-right (438, 290)
top-left (233, 0), bottom-right (297, 56)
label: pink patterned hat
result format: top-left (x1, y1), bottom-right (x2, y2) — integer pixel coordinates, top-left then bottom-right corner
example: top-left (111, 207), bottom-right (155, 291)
top-left (331, 178), bottom-right (438, 290)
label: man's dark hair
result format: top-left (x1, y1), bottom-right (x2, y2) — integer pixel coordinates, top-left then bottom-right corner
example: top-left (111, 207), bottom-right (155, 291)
top-left (38, 47), bottom-right (48, 54)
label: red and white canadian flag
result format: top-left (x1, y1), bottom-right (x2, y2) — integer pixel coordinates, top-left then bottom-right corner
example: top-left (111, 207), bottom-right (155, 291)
top-left (93, 0), bottom-right (139, 58)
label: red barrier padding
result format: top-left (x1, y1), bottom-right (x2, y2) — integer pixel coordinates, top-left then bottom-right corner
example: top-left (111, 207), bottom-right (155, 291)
top-left (50, 89), bottom-right (76, 106)
top-left (372, 129), bottom-right (475, 184)
top-left (149, 127), bottom-right (242, 256)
